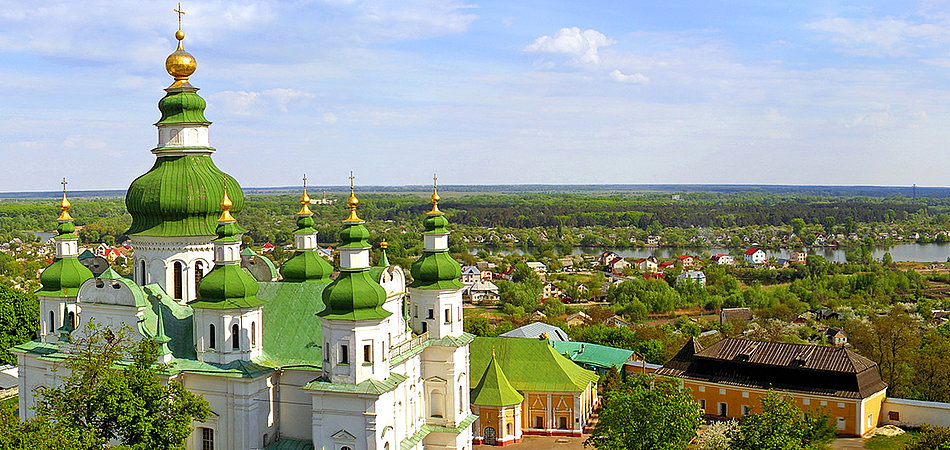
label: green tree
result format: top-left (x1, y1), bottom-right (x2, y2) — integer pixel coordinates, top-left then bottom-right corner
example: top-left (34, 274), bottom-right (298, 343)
top-left (905, 424), bottom-right (950, 450)
top-left (0, 284), bottom-right (39, 365)
top-left (731, 391), bottom-right (835, 450)
top-left (22, 323), bottom-right (210, 449)
top-left (790, 218), bottom-right (806, 236)
top-left (464, 315), bottom-right (491, 337)
top-left (822, 216), bottom-right (836, 234)
top-left (585, 375), bottom-right (701, 450)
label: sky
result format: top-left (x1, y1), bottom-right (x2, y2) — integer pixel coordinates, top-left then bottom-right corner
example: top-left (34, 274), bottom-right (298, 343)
top-left (3, 0), bottom-right (950, 191)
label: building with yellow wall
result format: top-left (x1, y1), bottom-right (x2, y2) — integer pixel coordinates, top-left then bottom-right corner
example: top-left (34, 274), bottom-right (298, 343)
top-left (657, 338), bottom-right (887, 437)
top-left (470, 337), bottom-right (599, 445)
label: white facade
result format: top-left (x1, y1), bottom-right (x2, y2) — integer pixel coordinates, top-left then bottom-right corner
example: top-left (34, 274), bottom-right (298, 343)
top-left (131, 235), bottom-right (214, 303)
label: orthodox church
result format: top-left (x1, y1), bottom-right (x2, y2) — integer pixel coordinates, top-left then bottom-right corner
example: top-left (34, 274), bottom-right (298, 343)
top-left (15, 26), bottom-right (476, 450)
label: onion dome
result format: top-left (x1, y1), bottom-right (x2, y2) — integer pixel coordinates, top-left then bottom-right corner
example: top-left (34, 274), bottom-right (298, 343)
top-left (191, 187), bottom-right (262, 309)
top-left (378, 241), bottom-right (391, 267)
top-left (281, 181), bottom-right (333, 282)
top-left (166, 29), bottom-right (197, 89)
top-left (38, 184), bottom-right (93, 297)
top-left (409, 178), bottom-right (464, 290)
top-left (318, 175), bottom-right (390, 321)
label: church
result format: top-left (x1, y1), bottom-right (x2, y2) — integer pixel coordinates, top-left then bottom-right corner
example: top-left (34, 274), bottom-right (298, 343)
top-left (14, 25), bottom-right (476, 450)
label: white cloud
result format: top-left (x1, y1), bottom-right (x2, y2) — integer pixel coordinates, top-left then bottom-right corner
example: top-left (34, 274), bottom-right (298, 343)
top-left (524, 27), bottom-right (615, 64)
top-left (805, 16), bottom-right (950, 57)
top-left (210, 88), bottom-right (313, 115)
top-left (609, 69), bottom-right (648, 84)
top-left (322, 112), bottom-right (339, 124)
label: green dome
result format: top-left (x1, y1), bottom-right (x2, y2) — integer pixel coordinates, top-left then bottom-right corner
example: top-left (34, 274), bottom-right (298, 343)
top-left (281, 251), bottom-right (333, 282)
top-left (157, 89), bottom-right (209, 125)
top-left (37, 257), bottom-right (94, 298)
top-left (192, 264), bottom-right (263, 309)
top-left (424, 214), bottom-right (449, 233)
top-left (318, 271), bottom-right (390, 321)
top-left (339, 223), bottom-right (370, 248)
top-left (296, 215), bottom-right (317, 232)
top-left (409, 251), bottom-right (463, 290)
top-left (126, 155), bottom-right (244, 236)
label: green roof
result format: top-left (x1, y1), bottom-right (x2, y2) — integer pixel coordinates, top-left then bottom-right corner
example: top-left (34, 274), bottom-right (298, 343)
top-left (471, 354), bottom-right (524, 407)
top-left (303, 372), bottom-right (408, 395)
top-left (423, 214), bottom-right (449, 234)
top-left (258, 281), bottom-right (328, 369)
top-left (280, 250), bottom-right (332, 282)
top-left (400, 414), bottom-right (478, 450)
top-left (550, 341), bottom-right (635, 371)
top-left (139, 284), bottom-right (196, 359)
top-left (318, 270), bottom-right (391, 321)
top-left (265, 439), bottom-right (314, 450)
top-left (37, 256), bottom-right (94, 298)
top-left (157, 89), bottom-right (209, 125)
top-left (191, 263), bottom-right (264, 309)
top-left (126, 155), bottom-right (244, 237)
top-left (470, 337), bottom-right (599, 393)
top-left (408, 251), bottom-right (463, 290)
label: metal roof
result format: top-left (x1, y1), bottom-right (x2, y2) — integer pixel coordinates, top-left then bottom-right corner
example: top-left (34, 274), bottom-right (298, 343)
top-left (499, 322), bottom-right (569, 341)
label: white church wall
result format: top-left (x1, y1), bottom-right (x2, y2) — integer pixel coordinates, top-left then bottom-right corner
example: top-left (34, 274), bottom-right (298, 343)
top-left (131, 236), bottom-right (214, 303)
top-left (183, 372), bottom-right (277, 450)
top-left (277, 369), bottom-right (319, 440)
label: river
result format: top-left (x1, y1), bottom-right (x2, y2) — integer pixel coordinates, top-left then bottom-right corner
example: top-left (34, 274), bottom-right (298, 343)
top-left (470, 243), bottom-right (950, 263)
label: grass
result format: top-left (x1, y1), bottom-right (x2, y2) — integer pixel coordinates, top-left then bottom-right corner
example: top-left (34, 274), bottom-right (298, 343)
top-left (0, 395), bottom-right (17, 411)
top-left (864, 430), bottom-right (918, 449)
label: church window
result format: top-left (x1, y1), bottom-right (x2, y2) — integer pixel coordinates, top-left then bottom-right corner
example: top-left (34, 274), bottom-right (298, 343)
top-left (363, 344), bottom-right (372, 363)
top-left (421, 322), bottom-right (427, 333)
top-left (430, 390), bottom-right (444, 418)
top-left (173, 261), bottom-right (184, 299)
top-left (324, 342), bottom-right (330, 361)
top-left (140, 260), bottom-right (146, 284)
top-left (208, 324), bottom-right (216, 349)
top-left (251, 322), bottom-right (256, 347)
top-left (48, 311), bottom-right (54, 334)
top-left (427, 309), bottom-right (434, 319)
top-left (459, 386), bottom-right (464, 413)
top-left (195, 260), bottom-right (204, 288)
top-left (506, 423), bottom-right (512, 435)
top-left (168, 128), bottom-right (180, 145)
top-left (231, 324), bottom-right (240, 350)
top-left (444, 308), bottom-right (451, 324)
top-left (414, 305), bottom-right (418, 318)
top-left (340, 344), bottom-right (349, 364)
top-left (200, 427), bottom-right (214, 450)
top-left (68, 312), bottom-right (75, 329)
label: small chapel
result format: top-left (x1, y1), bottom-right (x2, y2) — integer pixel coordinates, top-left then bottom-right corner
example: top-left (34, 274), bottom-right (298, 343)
top-left (14, 23), bottom-right (477, 450)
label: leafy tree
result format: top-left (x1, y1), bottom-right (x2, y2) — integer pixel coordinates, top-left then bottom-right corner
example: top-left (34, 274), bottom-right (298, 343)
top-left (585, 375), bottom-right (701, 450)
top-left (905, 424), bottom-right (950, 450)
top-left (0, 284), bottom-right (38, 365)
top-left (846, 308), bottom-right (920, 396)
top-left (790, 218), bottom-right (806, 236)
top-left (4, 323), bottom-right (211, 449)
top-left (696, 420), bottom-right (739, 450)
top-left (464, 315), bottom-right (491, 337)
top-left (730, 391), bottom-right (835, 450)
top-left (599, 365), bottom-right (622, 393)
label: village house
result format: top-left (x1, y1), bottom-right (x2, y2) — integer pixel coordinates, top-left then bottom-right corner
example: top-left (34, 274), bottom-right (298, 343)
top-left (743, 247), bottom-right (767, 265)
top-left (636, 256), bottom-right (658, 273)
top-left (791, 251), bottom-right (808, 264)
top-left (467, 279), bottom-right (500, 304)
top-left (565, 311), bottom-right (591, 327)
top-left (542, 282), bottom-right (563, 299)
top-left (604, 315), bottom-right (629, 328)
top-left (720, 307), bottom-right (754, 326)
top-left (607, 257), bottom-right (630, 275)
top-left (657, 338), bottom-right (888, 436)
top-left (596, 251), bottom-right (619, 266)
top-left (461, 265), bottom-right (482, 285)
top-left (645, 235), bottom-right (661, 246)
top-left (823, 327), bottom-right (849, 346)
top-left (676, 271), bottom-right (706, 287)
top-left (676, 255), bottom-right (695, 268)
top-left (526, 261), bottom-right (547, 276)
top-left (710, 254), bottom-right (735, 265)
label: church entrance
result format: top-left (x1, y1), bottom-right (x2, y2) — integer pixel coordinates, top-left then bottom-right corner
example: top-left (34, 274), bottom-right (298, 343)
top-left (484, 427), bottom-right (496, 445)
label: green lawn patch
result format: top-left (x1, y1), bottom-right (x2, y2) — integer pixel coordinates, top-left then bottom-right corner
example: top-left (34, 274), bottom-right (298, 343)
top-left (864, 430), bottom-right (918, 449)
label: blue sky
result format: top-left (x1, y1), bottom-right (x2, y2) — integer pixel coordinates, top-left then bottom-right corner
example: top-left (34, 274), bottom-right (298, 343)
top-left (3, 0), bottom-right (950, 191)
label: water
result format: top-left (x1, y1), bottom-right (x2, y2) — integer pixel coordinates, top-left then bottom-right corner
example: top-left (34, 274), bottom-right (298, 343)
top-left (469, 243), bottom-right (950, 263)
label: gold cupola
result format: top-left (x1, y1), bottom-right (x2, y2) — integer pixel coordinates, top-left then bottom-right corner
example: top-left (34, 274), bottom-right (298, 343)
top-left (165, 5), bottom-right (197, 88)
top-left (428, 174), bottom-right (441, 215)
top-left (218, 182), bottom-right (235, 223)
top-left (343, 171), bottom-right (363, 223)
top-left (57, 178), bottom-right (74, 222)
top-left (297, 174), bottom-right (314, 216)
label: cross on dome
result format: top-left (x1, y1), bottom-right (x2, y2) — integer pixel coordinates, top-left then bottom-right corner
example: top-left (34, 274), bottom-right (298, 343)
top-left (297, 173), bottom-right (313, 216)
top-left (57, 177), bottom-right (73, 222)
top-left (344, 171), bottom-right (362, 223)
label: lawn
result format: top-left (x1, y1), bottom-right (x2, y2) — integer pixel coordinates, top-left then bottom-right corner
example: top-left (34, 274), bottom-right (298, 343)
top-left (864, 431), bottom-right (918, 449)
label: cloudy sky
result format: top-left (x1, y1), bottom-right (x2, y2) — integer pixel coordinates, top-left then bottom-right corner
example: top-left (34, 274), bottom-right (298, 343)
top-left (3, 0), bottom-right (950, 191)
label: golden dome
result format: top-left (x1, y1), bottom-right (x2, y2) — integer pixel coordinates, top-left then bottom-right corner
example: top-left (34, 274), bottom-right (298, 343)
top-left (297, 174), bottom-right (313, 215)
top-left (165, 30), bottom-right (196, 87)
top-left (218, 183), bottom-right (235, 223)
top-left (343, 171), bottom-right (363, 223)
top-left (380, 240), bottom-right (388, 249)
top-left (57, 187), bottom-right (73, 222)
top-left (428, 174), bottom-right (441, 215)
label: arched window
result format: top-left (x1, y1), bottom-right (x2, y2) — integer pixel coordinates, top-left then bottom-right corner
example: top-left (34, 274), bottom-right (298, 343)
top-left (68, 311), bottom-right (75, 329)
top-left (232, 324), bottom-right (240, 350)
top-left (430, 390), bottom-right (444, 418)
top-left (209, 324), bottom-right (216, 349)
top-left (459, 386), bottom-right (464, 413)
top-left (140, 260), bottom-right (146, 284)
top-left (194, 260), bottom-right (204, 289)
top-left (48, 311), bottom-right (54, 334)
top-left (251, 322), bottom-right (256, 347)
top-left (173, 261), bottom-right (183, 299)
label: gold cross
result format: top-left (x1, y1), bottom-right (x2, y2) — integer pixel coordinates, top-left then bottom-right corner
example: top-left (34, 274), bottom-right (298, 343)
top-left (433, 173), bottom-right (438, 188)
top-left (61, 177), bottom-right (68, 193)
top-left (349, 171), bottom-right (355, 189)
top-left (174, 3), bottom-right (185, 30)
top-left (302, 174), bottom-right (308, 189)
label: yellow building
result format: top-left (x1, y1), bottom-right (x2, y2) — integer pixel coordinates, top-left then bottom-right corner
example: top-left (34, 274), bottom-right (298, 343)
top-left (657, 338), bottom-right (887, 437)
top-left (470, 337), bottom-right (599, 445)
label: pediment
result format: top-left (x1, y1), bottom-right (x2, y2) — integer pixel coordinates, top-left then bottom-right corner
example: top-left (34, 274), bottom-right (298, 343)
top-left (332, 429), bottom-right (356, 441)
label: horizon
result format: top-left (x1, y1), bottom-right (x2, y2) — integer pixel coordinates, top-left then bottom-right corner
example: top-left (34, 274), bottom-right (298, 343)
top-left (4, 1), bottom-right (950, 191)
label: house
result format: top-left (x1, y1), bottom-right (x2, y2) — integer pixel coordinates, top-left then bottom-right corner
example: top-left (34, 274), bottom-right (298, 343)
top-left (776, 258), bottom-right (791, 269)
top-left (526, 261), bottom-right (547, 276)
top-left (461, 265), bottom-right (482, 284)
top-left (607, 257), bottom-right (630, 275)
top-left (645, 235), bottom-right (661, 246)
top-left (102, 247), bottom-right (128, 263)
top-left (657, 262), bottom-right (675, 270)
top-left (657, 338), bottom-right (887, 436)
top-left (316, 246), bottom-right (333, 262)
top-left (813, 308), bottom-right (840, 321)
top-left (500, 322), bottom-right (569, 341)
top-left (710, 254), bottom-right (735, 265)
top-left (557, 258), bottom-right (574, 271)
top-left (824, 327), bottom-right (849, 346)
top-left (676, 255), bottom-right (695, 268)
top-left (642, 272), bottom-right (665, 281)
top-left (720, 307), bottom-right (754, 326)
top-left (529, 311), bottom-right (547, 321)
top-left (565, 311), bottom-right (591, 327)
top-left (744, 248), bottom-right (767, 264)
top-left (597, 251), bottom-right (619, 266)
top-left (260, 242), bottom-right (275, 253)
top-left (791, 251), bottom-right (808, 264)
top-left (470, 337), bottom-right (599, 443)
top-left (94, 242), bottom-right (110, 256)
top-left (637, 256), bottom-right (658, 273)
top-left (468, 280), bottom-right (500, 304)
top-left (542, 282), bottom-right (562, 299)
top-left (604, 315), bottom-right (629, 328)
top-left (676, 271), bottom-right (706, 287)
